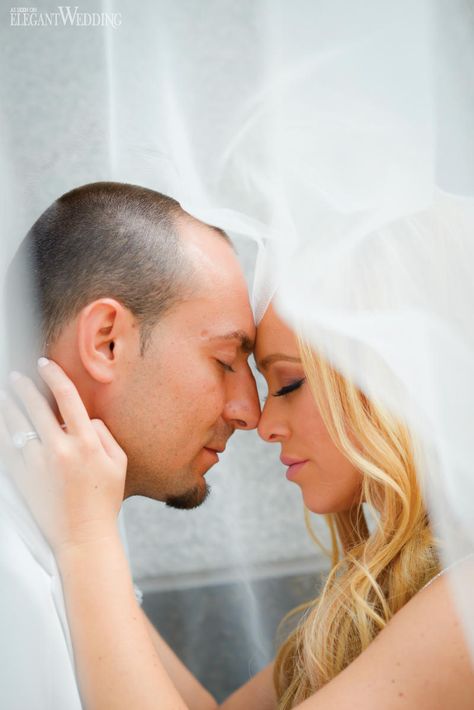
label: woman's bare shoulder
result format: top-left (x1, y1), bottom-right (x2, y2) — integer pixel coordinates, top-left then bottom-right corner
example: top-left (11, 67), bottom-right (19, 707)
top-left (295, 560), bottom-right (474, 710)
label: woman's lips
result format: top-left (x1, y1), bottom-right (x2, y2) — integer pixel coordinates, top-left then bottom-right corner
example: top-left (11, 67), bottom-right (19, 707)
top-left (280, 456), bottom-right (310, 481)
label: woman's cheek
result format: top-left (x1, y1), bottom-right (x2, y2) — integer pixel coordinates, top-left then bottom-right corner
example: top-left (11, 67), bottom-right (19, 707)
top-left (295, 386), bottom-right (322, 425)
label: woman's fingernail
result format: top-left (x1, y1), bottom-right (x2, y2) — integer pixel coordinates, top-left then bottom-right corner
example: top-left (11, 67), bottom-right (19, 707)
top-left (9, 371), bottom-right (21, 382)
top-left (38, 357), bottom-right (49, 368)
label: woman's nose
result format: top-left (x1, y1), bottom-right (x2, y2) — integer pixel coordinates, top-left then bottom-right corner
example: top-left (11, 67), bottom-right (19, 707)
top-left (257, 402), bottom-right (289, 443)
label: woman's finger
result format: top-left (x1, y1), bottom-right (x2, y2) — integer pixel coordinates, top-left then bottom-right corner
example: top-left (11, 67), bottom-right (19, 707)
top-left (8, 371), bottom-right (66, 447)
top-left (90, 419), bottom-right (127, 466)
top-left (36, 358), bottom-right (96, 439)
top-left (0, 386), bottom-right (37, 443)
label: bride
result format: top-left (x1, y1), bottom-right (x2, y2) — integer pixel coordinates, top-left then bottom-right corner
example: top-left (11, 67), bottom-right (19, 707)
top-left (1, 298), bottom-right (472, 709)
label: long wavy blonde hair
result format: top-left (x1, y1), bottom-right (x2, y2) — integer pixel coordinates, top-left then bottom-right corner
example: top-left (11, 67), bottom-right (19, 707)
top-left (273, 339), bottom-right (440, 709)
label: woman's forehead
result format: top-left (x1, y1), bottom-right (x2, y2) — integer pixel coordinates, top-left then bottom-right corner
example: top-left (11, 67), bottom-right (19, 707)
top-left (254, 304), bottom-right (299, 365)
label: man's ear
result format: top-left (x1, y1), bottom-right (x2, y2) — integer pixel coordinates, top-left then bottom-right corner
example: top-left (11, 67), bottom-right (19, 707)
top-left (77, 299), bottom-right (137, 383)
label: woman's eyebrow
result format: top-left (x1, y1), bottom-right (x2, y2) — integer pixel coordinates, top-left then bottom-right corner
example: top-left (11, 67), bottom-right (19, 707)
top-left (257, 353), bottom-right (301, 371)
top-left (209, 330), bottom-right (254, 354)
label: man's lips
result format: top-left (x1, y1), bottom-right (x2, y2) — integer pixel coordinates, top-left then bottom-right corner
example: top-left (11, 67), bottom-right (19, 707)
top-left (202, 445), bottom-right (226, 465)
top-left (205, 446), bottom-right (226, 454)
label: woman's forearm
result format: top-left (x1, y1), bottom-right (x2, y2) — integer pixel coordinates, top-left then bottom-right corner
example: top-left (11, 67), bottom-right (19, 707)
top-left (141, 612), bottom-right (217, 710)
top-left (56, 531), bottom-right (187, 710)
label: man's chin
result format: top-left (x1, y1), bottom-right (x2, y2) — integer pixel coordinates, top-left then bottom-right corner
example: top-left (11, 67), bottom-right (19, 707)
top-left (165, 482), bottom-right (211, 510)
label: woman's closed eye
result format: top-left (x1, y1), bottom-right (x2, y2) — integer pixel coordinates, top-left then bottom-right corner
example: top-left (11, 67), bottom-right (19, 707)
top-left (273, 378), bottom-right (305, 397)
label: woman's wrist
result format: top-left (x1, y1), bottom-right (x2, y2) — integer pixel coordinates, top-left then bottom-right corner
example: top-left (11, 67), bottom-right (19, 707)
top-left (54, 524), bottom-right (123, 568)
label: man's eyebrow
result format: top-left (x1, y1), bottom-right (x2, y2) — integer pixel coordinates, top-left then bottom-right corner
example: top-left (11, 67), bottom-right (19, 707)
top-left (209, 330), bottom-right (255, 354)
top-left (257, 353), bottom-right (302, 371)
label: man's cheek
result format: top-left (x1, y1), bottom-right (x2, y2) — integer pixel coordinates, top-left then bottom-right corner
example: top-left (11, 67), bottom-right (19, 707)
top-left (203, 379), bottom-right (227, 412)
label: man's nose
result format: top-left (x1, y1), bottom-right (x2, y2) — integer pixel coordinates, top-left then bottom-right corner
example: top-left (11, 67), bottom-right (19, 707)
top-left (223, 369), bottom-right (261, 430)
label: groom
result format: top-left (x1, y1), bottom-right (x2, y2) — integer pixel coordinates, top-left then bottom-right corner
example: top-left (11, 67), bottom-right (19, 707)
top-left (1, 181), bottom-right (260, 709)
top-left (5, 181), bottom-right (260, 505)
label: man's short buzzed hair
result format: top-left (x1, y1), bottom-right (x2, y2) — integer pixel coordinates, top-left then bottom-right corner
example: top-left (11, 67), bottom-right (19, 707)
top-left (6, 181), bottom-right (231, 361)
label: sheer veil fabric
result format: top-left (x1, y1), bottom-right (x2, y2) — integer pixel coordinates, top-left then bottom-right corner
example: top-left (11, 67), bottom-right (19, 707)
top-left (0, 0), bottom-right (473, 704)
top-left (117, 0), bottom-right (474, 657)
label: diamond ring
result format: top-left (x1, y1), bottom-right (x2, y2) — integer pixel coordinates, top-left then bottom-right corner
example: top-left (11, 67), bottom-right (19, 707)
top-left (12, 431), bottom-right (39, 449)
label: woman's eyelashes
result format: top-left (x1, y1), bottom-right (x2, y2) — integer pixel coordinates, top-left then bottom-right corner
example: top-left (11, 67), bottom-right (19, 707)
top-left (273, 377), bottom-right (305, 397)
top-left (217, 359), bottom-right (236, 373)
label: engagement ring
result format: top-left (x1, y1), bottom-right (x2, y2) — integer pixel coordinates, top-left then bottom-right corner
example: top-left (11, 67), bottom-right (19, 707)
top-left (12, 431), bottom-right (39, 449)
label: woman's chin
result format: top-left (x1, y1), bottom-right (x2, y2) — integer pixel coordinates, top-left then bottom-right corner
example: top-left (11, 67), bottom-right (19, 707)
top-left (300, 489), bottom-right (354, 515)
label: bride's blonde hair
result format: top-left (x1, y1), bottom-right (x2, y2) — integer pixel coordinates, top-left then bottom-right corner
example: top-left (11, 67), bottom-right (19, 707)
top-left (274, 339), bottom-right (440, 708)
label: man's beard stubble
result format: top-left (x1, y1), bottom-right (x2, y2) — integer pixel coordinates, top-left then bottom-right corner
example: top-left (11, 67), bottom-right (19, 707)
top-left (165, 481), bottom-right (211, 510)
top-left (162, 426), bottom-right (232, 509)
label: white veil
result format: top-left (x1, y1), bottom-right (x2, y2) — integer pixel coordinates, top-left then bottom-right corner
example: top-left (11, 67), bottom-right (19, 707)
top-left (112, 0), bottom-right (474, 657)
top-left (126, 0), bottom-right (474, 661)
top-left (1, 0), bottom-right (473, 703)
